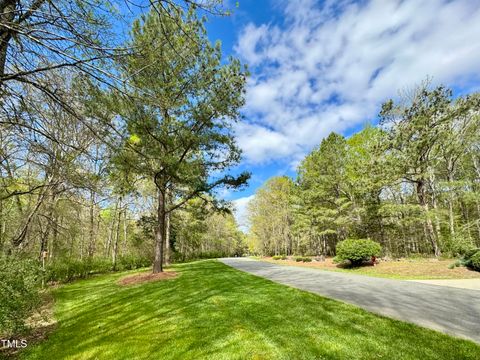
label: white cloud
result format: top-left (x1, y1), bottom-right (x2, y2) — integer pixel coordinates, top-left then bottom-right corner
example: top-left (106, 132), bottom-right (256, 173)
top-left (232, 195), bottom-right (255, 231)
top-left (234, 0), bottom-right (480, 164)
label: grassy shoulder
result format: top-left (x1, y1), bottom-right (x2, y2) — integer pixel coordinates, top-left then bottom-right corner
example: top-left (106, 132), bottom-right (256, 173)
top-left (20, 260), bottom-right (480, 360)
top-left (262, 257), bottom-right (480, 280)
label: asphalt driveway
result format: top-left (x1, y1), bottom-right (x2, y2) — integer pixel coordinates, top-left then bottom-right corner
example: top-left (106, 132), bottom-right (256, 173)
top-left (220, 258), bottom-right (480, 343)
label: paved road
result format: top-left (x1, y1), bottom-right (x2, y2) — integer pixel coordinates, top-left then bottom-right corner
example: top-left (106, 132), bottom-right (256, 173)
top-left (220, 258), bottom-right (480, 343)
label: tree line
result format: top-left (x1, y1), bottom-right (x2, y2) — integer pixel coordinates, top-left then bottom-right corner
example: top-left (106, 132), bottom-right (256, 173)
top-left (248, 85), bottom-right (480, 258)
top-left (0, 0), bottom-right (248, 279)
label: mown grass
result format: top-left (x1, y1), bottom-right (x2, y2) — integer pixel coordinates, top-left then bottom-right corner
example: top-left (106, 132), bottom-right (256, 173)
top-left (263, 257), bottom-right (480, 279)
top-left (20, 260), bottom-right (480, 359)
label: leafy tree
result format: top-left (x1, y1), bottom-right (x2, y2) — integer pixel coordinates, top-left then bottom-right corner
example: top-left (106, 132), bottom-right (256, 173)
top-left (248, 176), bottom-right (294, 255)
top-left (100, 5), bottom-right (249, 272)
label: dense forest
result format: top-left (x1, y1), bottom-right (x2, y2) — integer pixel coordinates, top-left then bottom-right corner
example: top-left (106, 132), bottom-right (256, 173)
top-left (248, 85), bottom-right (480, 258)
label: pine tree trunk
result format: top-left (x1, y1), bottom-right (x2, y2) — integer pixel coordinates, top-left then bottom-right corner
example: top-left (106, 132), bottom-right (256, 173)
top-left (164, 210), bottom-right (170, 265)
top-left (153, 189), bottom-right (166, 273)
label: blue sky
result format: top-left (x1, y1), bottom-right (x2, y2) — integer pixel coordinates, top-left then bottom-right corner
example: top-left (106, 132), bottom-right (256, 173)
top-left (195, 0), bottom-right (480, 228)
top-left (119, 1), bottom-right (480, 228)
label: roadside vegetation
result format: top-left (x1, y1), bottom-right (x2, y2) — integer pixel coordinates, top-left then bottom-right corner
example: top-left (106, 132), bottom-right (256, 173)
top-left (247, 86), bottom-right (480, 262)
top-left (17, 261), bottom-right (480, 360)
top-left (266, 256), bottom-right (480, 280)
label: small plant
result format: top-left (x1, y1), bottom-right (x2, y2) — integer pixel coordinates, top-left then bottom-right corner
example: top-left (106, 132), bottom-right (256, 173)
top-left (335, 239), bottom-right (381, 266)
top-left (467, 251), bottom-right (480, 271)
top-left (294, 256), bottom-right (311, 262)
top-left (272, 255), bottom-right (287, 260)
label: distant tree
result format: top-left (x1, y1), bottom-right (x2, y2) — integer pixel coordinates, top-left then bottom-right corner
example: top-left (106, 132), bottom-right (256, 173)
top-left (296, 133), bottom-right (349, 255)
top-left (248, 176), bottom-right (294, 255)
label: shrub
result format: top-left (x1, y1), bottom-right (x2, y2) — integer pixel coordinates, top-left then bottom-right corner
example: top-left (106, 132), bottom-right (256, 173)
top-left (294, 256), bottom-right (311, 262)
top-left (45, 259), bottom-right (92, 283)
top-left (450, 237), bottom-right (477, 257)
top-left (272, 255), bottom-right (287, 260)
top-left (335, 239), bottom-right (381, 266)
top-left (0, 255), bottom-right (41, 335)
top-left (466, 250), bottom-right (480, 271)
top-left (116, 255), bottom-right (150, 271)
top-left (469, 252), bottom-right (480, 271)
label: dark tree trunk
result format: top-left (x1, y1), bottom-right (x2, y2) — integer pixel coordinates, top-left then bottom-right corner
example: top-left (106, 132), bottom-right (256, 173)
top-left (164, 210), bottom-right (170, 265)
top-left (0, 0), bottom-right (15, 79)
top-left (153, 189), bottom-right (166, 273)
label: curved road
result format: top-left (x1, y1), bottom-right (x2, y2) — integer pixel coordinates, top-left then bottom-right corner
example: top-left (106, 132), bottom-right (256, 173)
top-left (220, 258), bottom-right (480, 343)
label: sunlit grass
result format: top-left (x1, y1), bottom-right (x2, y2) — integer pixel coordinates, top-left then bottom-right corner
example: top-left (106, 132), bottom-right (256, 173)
top-left (21, 260), bottom-right (480, 359)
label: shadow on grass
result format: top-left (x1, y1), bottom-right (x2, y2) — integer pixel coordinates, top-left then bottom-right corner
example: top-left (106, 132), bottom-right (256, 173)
top-left (20, 260), bottom-right (480, 360)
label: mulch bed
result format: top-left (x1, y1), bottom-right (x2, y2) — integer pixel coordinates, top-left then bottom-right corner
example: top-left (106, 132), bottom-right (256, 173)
top-left (118, 271), bottom-right (178, 286)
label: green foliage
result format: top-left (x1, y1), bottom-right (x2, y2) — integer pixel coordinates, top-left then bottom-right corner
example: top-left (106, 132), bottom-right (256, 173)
top-left (45, 257), bottom-right (150, 283)
top-left (294, 256), bottom-right (312, 262)
top-left (0, 256), bottom-right (41, 335)
top-left (171, 250), bottom-right (232, 263)
top-left (336, 239), bottom-right (381, 266)
top-left (116, 255), bottom-right (151, 271)
top-left (248, 176), bottom-right (295, 255)
top-left (449, 253), bottom-right (477, 270)
top-left (272, 255), bottom-right (287, 260)
top-left (249, 84), bottom-right (480, 259)
top-left (468, 251), bottom-right (480, 271)
top-left (447, 235), bottom-right (476, 257)
top-left (456, 249), bottom-right (480, 271)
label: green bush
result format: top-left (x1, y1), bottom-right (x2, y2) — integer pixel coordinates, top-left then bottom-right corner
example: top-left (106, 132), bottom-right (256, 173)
top-left (450, 237), bottom-right (477, 257)
top-left (294, 256), bottom-right (311, 262)
top-left (465, 250), bottom-right (480, 271)
top-left (116, 255), bottom-right (151, 271)
top-left (469, 252), bottom-right (480, 271)
top-left (0, 255), bottom-right (41, 335)
top-left (272, 255), bottom-right (287, 260)
top-left (46, 256), bottom-right (150, 284)
top-left (335, 239), bottom-right (381, 266)
top-left (448, 249), bottom-right (480, 271)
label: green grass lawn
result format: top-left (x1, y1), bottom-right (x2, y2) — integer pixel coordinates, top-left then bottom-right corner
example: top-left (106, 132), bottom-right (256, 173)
top-left (20, 260), bottom-right (480, 360)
